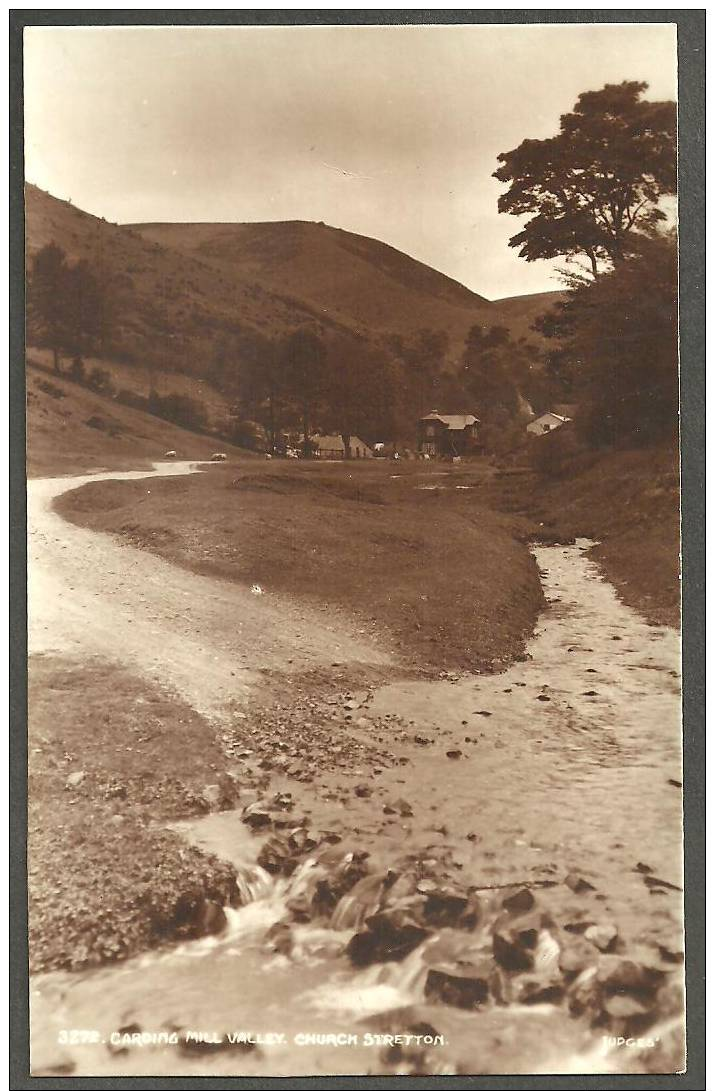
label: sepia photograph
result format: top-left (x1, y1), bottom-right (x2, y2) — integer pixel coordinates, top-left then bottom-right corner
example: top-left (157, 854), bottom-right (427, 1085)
top-left (17, 13), bottom-right (697, 1080)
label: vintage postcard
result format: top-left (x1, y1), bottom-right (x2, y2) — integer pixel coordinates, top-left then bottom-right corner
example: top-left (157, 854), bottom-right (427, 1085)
top-left (19, 16), bottom-right (694, 1081)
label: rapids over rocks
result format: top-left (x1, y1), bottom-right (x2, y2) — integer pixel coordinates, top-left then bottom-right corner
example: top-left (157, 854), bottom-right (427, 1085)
top-left (30, 538), bottom-right (684, 1077)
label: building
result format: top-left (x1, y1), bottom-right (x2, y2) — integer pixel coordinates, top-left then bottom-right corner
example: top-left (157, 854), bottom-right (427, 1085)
top-left (526, 411), bottom-right (573, 436)
top-left (310, 434), bottom-right (374, 459)
top-left (417, 411), bottom-right (480, 457)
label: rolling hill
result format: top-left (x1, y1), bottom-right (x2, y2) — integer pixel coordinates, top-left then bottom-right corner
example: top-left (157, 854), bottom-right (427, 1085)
top-left (26, 185), bottom-right (564, 376)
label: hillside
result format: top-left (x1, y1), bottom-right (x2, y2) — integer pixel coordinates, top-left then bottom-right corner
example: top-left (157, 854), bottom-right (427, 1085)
top-left (26, 185), bottom-right (562, 380)
top-left (25, 184), bottom-right (344, 376)
top-left (130, 219), bottom-right (501, 352)
top-left (26, 357), bottom-right (250, 477)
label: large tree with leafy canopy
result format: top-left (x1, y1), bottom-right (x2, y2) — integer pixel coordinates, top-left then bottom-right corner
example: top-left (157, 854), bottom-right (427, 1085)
top-left (493, 82), bottom-right (676, 276)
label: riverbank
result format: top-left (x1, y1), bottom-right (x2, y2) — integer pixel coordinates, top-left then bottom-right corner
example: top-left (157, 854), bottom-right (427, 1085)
top-left (28, 656), bottom-right (241, 972)
top-left (483, 445), bottom-right (681, 629)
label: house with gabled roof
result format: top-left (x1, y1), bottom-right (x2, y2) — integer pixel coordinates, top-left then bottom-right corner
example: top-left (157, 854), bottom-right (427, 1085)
top-left (417, 410), bottom-right (480, 457)
top-left (526, 411), bottom-right (573, 436)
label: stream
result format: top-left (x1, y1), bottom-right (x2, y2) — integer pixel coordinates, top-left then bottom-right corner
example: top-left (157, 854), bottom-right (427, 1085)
top-left (30, 497), bottom-right (683, 1076)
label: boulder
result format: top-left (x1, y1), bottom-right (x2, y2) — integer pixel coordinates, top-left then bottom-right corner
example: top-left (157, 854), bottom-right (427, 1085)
top-left (424, 964), bottom-right (491, 1009)
top-left (347, 910), bottom-right (429, 967)
top-left (584, 923), bottom-right (618, 952)
top-left (201, 784), bottom-right (222, 810)
top-left (502, 887), bottom-right (536, 915)
top-left (515, 973), bottom-right (565, 1005)
top-left (195, 899), bottom-right (227, 937)
top-left (422, 889), bottom-right (479, 929)
top-left (257, 835), bottom-right (292, 875)
top-left (265, 921), bottom-right (293, 957)
top-left (559, 936), bottom-right (599, 977)
top-left (492, 911), bottom-right (543, 972)
top-left (564, 872), bottom-right (596, 894)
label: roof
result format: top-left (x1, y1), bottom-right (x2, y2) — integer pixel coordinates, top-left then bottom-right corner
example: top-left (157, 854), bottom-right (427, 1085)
top-left (420, 411), bottom-right (479, 430)
top-left (310, 434), bottom-right (371, 450)
top-left (526, 411), bottom-right (573, 435)
top-left (532, 412), bottom-right (572, 424)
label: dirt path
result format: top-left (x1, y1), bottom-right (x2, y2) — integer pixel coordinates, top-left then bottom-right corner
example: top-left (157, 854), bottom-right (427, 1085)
top-left (28, 462), bottom-right (390, 720)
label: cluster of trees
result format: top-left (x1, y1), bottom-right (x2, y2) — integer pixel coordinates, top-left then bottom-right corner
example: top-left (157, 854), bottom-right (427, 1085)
top-left (496, 80), bottom-right (678, 450)
top-left (214, 326), bottom-right (405, 456)
top-left (27, 243), bottom-right (111, 372)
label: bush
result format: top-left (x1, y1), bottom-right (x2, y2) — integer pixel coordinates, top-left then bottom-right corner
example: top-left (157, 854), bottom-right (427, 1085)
top-left (115, 388), bottom-right (150, 412)
top-left (69, 356), bottom-right (86, 383)
top-left (528, 422), bottom-right (580, 478)
top-left (148, 391), bottom-right (207, 432)
top-left (87, 366), bottom-right (115, 395)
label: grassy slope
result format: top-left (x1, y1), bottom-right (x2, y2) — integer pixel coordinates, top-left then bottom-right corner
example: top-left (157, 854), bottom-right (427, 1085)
top-left (56, 462), bottom-right (544, 674)
top-left (132, 219), bottom-right (497, 350)
top-left (25, 184), bottom-right (326, 367)
top-left (26, 183), bottom-right (560, 367)
top-left (28, 656), bottom-right (239, 972)
top-left (26, 359), bottom-right (252, 477)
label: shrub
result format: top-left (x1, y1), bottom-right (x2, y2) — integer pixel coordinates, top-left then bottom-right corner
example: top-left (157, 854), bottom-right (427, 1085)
top-left (87, 366), bottom-right (115, 395)
top-left (148, 391), bottom-right (207, 432)
top-left (69, 356), bottom-right (86, 383)
top-left (527, 422), bottom-right (580, 478)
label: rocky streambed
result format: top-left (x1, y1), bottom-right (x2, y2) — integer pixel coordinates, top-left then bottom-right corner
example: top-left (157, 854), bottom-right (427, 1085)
top-left (30, 539), bottom-right (685, 1077)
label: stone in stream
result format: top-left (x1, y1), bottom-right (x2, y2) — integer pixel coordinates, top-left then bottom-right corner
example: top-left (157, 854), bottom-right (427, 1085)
top-left (347, 909), bottom-right (430, 967)
top-left (201, 784), bottom-right (222, 810)
top-left (559, 935), bottom-right (599, 977)
top-left (564, 872), bottom-right (597, 894)
top-left (584, 922), bottom-right (618, 952)
top-left (65, 770), bottom-right (86, 789)
top-left (257, 834), bottom-right (293, 875)
top-left (445, 750), bottom-right (463, 760)
top-left (422, 889), bottom-right (481, 930)
top-left (265, 921), bottom-right (293, 957)
top-left (596, 954), bottom-right (660, 996)
top-left (492, 911), bottom-right (544, 972)
top-left (383, 798), bottom-right (413, 818)
top-left (501, 887), bottom-right (536, 915)
top-left (515, 973), bottom-right (565, 1006)
top-left (194, 899), bottom-right (227, 937)
top-left (424, 963), bottom-right (491, 1009)
top-left (602, 994), bottom-right (650, 1020)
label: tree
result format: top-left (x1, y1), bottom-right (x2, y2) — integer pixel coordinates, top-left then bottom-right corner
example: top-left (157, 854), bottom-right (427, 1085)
top-left (323, 333), bottom-right (390, 455)
top-left (27, 243), bottom-right (112, 371)
top-left (64, 260), bottom-right (104, 364)
top-left (460, 324), bottom-right (522, 417)
top-left (27, 243), bottom-right (70, 371)
top-left (281, 327), bottom-right (327, 455)
top-left (539, 232), bottom-right (678, 446)
top-left (494, 82), bottom-right (676, 275)
top-left (389, 328), bottom-right (448, 417)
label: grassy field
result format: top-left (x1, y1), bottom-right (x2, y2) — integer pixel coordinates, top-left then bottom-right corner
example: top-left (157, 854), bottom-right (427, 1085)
top-left (28, 655), bottom-right (241, 972)
top-left (56, 460), bottom-right (544, 674)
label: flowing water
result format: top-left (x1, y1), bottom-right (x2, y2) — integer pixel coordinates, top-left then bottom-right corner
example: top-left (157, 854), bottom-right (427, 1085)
top-left (30, 537), bottom-right (683, 1077)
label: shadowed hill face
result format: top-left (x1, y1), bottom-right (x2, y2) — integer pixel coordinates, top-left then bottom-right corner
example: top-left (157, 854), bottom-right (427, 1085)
top-left (130, 219), bottom-right (497, 346)
top-left (26, 184), bottom-right (564, 382)
top-left (130, 219), bottom-right (564, 352)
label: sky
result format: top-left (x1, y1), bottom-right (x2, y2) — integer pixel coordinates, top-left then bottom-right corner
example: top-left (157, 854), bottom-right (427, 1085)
top-left (24, 23), bottom-right (677, 300)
